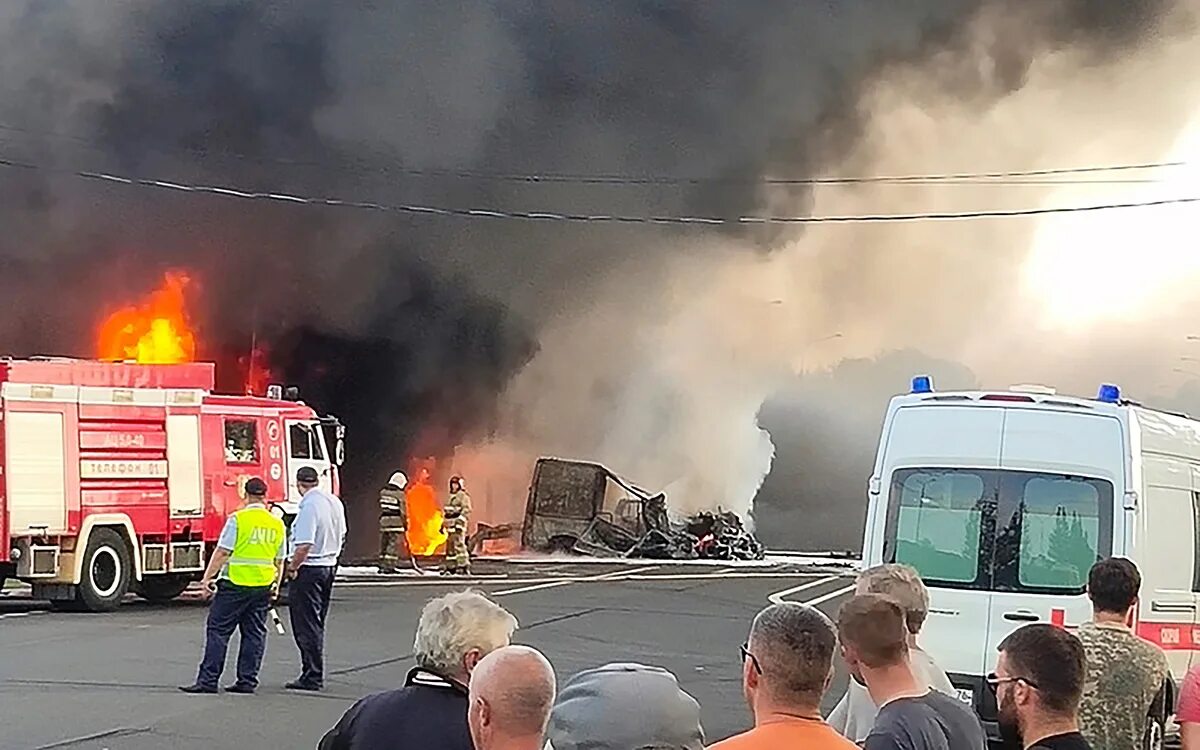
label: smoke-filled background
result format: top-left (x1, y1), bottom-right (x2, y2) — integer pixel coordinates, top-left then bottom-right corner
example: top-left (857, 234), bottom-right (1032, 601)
top-left (1, 0), bottom-right (1199, 556)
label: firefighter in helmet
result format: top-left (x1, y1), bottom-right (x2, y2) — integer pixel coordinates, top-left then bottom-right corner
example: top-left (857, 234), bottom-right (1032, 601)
top-left (441, 475), bottom-right (472, 575)
top-left (378, 471), bottom-right (408, 573)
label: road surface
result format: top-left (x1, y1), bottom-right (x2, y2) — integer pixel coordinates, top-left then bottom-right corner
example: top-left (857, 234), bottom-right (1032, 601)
top-left (0, 559), bottom-right (856, 749)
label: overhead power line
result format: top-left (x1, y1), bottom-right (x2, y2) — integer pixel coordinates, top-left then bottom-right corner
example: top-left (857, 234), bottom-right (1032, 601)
top-left (1, 155), bottom-right (1198, 225)
top-left (0, 120), bottom-right (1189, 187)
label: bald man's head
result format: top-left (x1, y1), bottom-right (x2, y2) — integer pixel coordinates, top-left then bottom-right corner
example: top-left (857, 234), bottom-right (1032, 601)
top-left (469, 645), bottom-right (556, 748)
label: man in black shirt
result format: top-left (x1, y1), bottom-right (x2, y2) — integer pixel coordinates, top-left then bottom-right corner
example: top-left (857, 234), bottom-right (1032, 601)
top-left (837, 594), bottom-right (986, 750)
top-left (318, 591), bottom-right (519, 750)
top-left (993, 624), bottom-right (1094, 750)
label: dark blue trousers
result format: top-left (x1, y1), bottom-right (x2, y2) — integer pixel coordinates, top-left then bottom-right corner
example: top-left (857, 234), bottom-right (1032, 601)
top-left (289, 565), bottom-right (336, 688)
top-left (195, 581), bottom-right (271, 689)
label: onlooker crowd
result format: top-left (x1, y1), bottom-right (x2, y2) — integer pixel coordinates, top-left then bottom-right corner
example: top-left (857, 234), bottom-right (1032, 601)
top-left (314, 555), bottom-right (1176, 750)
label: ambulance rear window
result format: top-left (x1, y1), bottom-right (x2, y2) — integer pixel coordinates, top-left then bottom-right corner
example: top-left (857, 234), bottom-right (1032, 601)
top-left (1015, 477), bottom-right (1102, 590)
top-left (884, 468), bottom-right (1113, 594)
top-left (892, 470), bottom-right (987, 585)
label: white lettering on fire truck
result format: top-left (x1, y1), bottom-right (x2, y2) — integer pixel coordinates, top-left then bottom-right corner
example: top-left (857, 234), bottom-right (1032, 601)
top-left (80, 460), bottom-right (169, 479)
top-left (104, 433), bottom-right (146, 448)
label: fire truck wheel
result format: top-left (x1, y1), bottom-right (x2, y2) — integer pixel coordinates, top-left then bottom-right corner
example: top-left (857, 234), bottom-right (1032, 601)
top-left (136, 574), bottom-right (191, 603)
top-left (78, 528), bottom-right (133, 612)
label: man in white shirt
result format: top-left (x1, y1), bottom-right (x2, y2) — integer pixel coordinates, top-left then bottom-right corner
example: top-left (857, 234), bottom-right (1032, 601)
top-left (285, 466), bottom-right (346, 691)
top-left (829, 564), bottom-right (955, 743)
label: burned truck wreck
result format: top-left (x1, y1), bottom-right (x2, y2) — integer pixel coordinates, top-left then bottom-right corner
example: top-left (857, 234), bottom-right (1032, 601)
top-left (520, 457), bottom-right (765, 561)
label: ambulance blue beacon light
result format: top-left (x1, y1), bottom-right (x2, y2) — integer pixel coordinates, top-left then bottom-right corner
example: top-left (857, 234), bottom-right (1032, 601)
top-left (1097, 384), bottom-right (1121, 403)
top-left (911, 375), bottom-right (934, 394)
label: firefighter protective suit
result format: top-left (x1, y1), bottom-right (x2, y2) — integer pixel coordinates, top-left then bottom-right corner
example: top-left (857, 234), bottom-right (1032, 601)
top-left (441, 477), bottom-right (472, 574)
top-left (378, 471), bottom-right (408, 573)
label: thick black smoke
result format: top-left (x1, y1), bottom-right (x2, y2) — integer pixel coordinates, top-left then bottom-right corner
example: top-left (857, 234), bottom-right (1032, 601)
top-left (0, 1), bottom-right (1181, 554)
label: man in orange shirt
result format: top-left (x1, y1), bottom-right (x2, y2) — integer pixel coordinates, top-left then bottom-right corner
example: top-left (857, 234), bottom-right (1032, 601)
top-left (710, 602), bottom-right (858, 750)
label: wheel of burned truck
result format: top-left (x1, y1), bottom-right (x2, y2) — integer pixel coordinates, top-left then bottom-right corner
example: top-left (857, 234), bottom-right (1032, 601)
top-left (136, 574), bottom-right (191, 603)
top-left (77, 528), bottom-right (133, 612)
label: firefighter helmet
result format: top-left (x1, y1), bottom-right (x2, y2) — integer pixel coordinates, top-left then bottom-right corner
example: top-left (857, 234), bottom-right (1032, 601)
top-left (450, 474), bottom-right (465, 489)
top-left (388, 471), bottom-right (407, 490)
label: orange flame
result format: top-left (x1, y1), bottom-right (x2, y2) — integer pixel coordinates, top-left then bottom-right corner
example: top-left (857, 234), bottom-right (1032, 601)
top-left (242, 342), bottom-right (273, 396)
top-left (98, 272), bottom-right (197, 364)
top-left (405, 467), bottom-right (447, 556)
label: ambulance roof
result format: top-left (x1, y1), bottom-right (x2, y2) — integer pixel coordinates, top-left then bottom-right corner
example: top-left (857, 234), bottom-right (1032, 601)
top-left (0, 357), bottom-right (215, 390)
top-left (890, 377), bottom-right (1200, 460)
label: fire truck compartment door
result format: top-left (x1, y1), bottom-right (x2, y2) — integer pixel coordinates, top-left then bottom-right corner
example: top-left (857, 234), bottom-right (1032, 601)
top-left (166, 414), bottom-right (203, 516)
top-left (6, 411), bottom-right (68, 533)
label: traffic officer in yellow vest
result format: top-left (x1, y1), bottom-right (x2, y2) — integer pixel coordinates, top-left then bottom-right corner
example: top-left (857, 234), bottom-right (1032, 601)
top-left (180, 477), bottom-right (286, 694)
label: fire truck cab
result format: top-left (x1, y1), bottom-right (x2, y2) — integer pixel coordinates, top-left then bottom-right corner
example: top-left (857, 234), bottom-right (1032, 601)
top-left (0, 358), bottom-right (342, 611)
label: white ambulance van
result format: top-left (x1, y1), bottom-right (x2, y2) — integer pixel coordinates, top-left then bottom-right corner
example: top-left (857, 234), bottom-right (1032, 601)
top-left (862, 377), bottom-right (1187, 742)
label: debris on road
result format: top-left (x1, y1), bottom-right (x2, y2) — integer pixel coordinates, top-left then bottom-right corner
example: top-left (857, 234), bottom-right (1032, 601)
top-left (521, 457), bottom-right (765, 561)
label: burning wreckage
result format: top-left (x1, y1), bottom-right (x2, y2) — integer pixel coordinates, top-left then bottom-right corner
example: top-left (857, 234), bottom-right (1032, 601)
top-left (517, 458), bottom-right (765, 561)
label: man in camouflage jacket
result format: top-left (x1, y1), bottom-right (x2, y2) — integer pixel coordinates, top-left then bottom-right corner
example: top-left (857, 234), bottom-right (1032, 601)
top-left (1077, 558), bottom-right (1169, 750)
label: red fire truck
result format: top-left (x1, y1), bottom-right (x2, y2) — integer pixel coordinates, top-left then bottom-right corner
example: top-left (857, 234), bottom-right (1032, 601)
top-left (0, 358), bottom-right (343, 611)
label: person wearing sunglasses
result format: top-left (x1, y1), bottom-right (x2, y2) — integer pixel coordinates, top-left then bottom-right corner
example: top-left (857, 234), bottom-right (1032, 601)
top-left (992, 623), bottom-right (1092, 750)
top-left (710, 602), bottom-right (855, 750)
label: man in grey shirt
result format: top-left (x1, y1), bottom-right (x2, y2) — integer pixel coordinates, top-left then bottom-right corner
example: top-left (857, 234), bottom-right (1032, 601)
top-left (829, 564), bottom-right (956, 743)
top-left (838, 594), bottom-right (985, 750)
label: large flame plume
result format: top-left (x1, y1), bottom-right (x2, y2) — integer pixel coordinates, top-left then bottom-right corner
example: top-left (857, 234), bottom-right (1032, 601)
top-left (405, 463), bottom-right (447, 556)
top-left (98, 272), bottom-right (197, 364)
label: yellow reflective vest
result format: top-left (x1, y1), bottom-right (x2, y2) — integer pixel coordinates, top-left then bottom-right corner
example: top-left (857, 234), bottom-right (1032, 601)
top-left (226, 506), bottom-right (285, 588)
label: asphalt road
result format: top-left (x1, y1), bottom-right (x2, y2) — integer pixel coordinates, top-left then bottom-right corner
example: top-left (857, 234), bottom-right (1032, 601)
top-left (0, 560), bottom-right (857, 749)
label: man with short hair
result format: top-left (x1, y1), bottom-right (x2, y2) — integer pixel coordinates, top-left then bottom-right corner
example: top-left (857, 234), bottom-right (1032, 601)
top-left (1076, 557), bottom-right (1169, 750)
top-left (710, 602), bottom-right (856, 749)
top-left (994, 624), bottom-right (1093, 750)
top-left (318, 590), bottom-right (519, 750)
top-left (468, 645), bottom-right (556, 750)
top-left (837, 593), bottom-right (985, 750)
top-left (286, 465), bottom-right (346, 691)
top-left (180, 477), bottom-right (285, 694)
top-left (830, 564), bottom-right (955, 743)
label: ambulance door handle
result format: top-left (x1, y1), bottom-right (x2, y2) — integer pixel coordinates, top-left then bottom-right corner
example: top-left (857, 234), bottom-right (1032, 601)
top-left (1151, 601), bottom-right (1197, 613)
top-left (1003, 610), bottom-right (1040, 622)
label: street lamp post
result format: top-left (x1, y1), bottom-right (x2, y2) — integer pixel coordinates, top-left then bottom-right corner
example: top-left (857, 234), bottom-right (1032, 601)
top-left (795, 332), bottom-right (844, 375)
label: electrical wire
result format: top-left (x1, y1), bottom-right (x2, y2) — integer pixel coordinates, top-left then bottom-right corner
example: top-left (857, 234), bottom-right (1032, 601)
top-left (1, 155), bottom-right (1197, 225)
top-left (0, 120), bottom-right (1188, 187)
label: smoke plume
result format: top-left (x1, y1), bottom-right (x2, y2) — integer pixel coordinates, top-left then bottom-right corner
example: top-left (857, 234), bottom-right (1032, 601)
top-left (0, 1), bottom-right (1195, 553)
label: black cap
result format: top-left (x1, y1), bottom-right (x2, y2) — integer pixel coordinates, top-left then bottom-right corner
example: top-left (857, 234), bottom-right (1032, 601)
top-left (245, 478), bottom-right (268, 497)
top-left (296, 466), bottom-right (319, 484)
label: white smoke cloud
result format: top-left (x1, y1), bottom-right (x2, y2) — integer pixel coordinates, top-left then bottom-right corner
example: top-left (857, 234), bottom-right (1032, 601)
top-left (458, 0), bottom-right (1200, 530)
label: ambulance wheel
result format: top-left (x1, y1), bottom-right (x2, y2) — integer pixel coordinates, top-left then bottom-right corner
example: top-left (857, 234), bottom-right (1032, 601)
top-left (77, 528), bottom-right (132, 612)
top-left (137, 574), bottom-right (191, 603)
